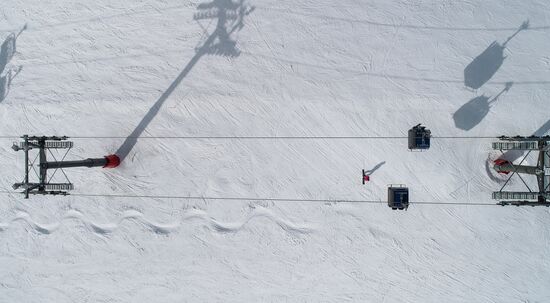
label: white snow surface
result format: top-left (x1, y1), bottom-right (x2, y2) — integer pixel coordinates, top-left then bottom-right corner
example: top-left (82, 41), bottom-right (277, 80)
top-left (1, 0), bottom-right (550, 302)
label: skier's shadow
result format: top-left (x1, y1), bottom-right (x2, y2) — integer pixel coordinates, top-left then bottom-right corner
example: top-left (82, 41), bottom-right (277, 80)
top-left (0, 24), bottom-right (26, 102)
top-left (115, 1), bottom-right (254, 162)
top-left (364, 161), bottom-right (385, 176)
top-left (464, 21), bottom-right (529, 90)
top-left (453, 82), bottom-right (513, 131)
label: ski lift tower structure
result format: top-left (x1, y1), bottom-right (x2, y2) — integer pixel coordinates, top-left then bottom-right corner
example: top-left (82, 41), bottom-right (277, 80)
top-left (492, 135), bottom-right (550, 206)
top-left (12, 135), bottom-right (120, 198)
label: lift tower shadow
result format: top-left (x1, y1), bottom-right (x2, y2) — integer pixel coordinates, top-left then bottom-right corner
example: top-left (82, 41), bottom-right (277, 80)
top-left (115, 0), bottom-right (254, 162)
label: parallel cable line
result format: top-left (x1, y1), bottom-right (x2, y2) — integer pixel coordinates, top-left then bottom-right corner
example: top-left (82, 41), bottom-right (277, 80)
top-left (0, 135), bottom-right (500, 140)
top-left (0, 190), bottom-right (498, 206)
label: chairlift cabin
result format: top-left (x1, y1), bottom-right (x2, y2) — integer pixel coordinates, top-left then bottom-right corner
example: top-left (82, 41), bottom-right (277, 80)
top-left (388, 185), bottom-right (409, 210)
top-left (408, 124), bottom-right (431, 150)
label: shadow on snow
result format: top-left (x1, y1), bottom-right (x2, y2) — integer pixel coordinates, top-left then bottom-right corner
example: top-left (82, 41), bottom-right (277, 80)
top-left (115, 0), bottom-right (254, 162)
top-left (453, 82), bottom-right (513, 131)
top-left (463, 21), bottom-right (529, 90)
top-left (0, 24), bottom-right (26, 102)
top-left (364, 161), bottom-right (386, 176)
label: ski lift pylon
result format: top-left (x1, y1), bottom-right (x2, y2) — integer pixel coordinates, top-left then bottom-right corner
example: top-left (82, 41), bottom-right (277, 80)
top-left (12, 135), bottom-right (120, 198)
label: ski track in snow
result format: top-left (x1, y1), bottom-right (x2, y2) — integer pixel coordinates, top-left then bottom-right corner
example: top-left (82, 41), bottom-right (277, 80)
top-left (0, 207), bottom-right (314, 235)
top-left (2, 0), bottom-right (550, 301)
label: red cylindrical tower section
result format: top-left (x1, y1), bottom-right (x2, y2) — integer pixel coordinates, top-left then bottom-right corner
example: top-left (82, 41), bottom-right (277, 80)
top-left (103, 154), bottom-right (121, 168)
top-left (493, 159), bottom-right (511, 174)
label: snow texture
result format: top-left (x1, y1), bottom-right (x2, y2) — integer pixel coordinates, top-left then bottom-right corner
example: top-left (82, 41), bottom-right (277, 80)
top-left (1, 0), bottom-right (550, 302)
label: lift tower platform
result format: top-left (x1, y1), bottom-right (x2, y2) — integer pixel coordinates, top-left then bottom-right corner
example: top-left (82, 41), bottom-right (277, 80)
top-left (12, 135), bottom-right (120, 198)
top-left (492, 135), bottom-right (550, 206)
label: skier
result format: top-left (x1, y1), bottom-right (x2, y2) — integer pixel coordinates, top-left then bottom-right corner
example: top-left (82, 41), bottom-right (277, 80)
top-left (362, 169), bottom-right (370, 184)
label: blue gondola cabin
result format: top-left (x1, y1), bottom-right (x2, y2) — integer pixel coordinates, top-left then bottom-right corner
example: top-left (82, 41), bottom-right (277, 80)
top-left (388, 185), bottom-right (409, 210)
top-left (408, 124), bottom-right (431, 150)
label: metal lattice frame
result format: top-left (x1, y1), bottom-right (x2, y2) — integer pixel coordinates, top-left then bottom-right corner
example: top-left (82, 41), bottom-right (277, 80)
top-left (12, 135), bottom-right (119, 199)
top-left (492, 136), bottom-right (550, 206)
top-left (12, 136), bottom-right (74, 198)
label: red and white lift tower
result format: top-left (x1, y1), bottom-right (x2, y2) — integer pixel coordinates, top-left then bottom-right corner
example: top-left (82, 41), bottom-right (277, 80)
top-left (12, 135), bottom-right (120, 198)
top-left (492, 135), bottom-right (550, 206)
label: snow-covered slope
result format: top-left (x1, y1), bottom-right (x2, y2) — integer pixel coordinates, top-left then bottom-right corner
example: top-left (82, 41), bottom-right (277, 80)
top-left (1, 0), bottom-right (550, 302)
